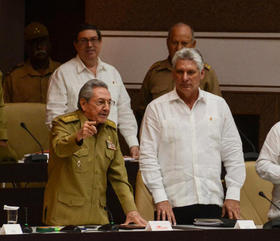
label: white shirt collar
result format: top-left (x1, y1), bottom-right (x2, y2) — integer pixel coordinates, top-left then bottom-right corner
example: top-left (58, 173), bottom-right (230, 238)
top-left (169, 88), bottom-right (206, 104)
top-left (75, 55), bottom-right (107, 74)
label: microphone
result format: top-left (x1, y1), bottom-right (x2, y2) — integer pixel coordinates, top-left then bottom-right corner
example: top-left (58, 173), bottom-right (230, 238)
top-left (21, 207), bottom-right (32, 233)
top-left (20, 122), bottom-right (47, 163)
top-left (98, 207), bottom-right (119, 231)
top-left (237, 127), bottom-right (259, 161)
top-left (259, 191), bottom-right (280, 211)
top-left (258, 191), bottom-right (280, 229)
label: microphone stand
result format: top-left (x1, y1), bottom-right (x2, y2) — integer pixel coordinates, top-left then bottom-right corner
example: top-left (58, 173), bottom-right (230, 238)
top-left (20, 122), bottom-right (47, 163)
top-left (98, 207), bottom-right (119, 231)
top-left (259, 191), bottom-right (280, 229)
top-left (259, 191), bottom-right (280, 211)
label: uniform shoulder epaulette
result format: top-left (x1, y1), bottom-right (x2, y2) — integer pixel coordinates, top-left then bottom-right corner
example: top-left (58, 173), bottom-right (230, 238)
top-left (204, 63), bottom-right (211, 71)
top-left (105, 119), bottom-right (117, 129)
top-left (6, 63), bottom-right (24, 75)
top-left (59, 112), bottom-right (79, 123)
top-left (148, 61), bottom-right (162, 72)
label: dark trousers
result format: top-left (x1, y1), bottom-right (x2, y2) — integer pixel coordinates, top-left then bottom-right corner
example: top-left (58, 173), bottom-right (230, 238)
top-left (155, 204), bottom-right (222, 225)
top-left (173, 204), bottom-right (222, 224)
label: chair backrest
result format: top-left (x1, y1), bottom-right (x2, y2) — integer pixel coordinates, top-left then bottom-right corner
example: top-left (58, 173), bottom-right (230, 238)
top-left (5, 103), bottom-right (49, 160)
top-left (240, 161), bottom-right (273, 225)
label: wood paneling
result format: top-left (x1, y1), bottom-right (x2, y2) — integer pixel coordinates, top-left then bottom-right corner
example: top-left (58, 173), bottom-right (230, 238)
top-left (86, 0), bottom-right (280, 32)
top-left (25, 0), bottom-right (85, 63)
top-left (222, 91), bottom-right (280, 148)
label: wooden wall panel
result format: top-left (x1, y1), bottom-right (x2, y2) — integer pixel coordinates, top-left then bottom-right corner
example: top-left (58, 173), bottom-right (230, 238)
top-left (25, 0), bottom-right (85, 63)
top-left (86, 0), bottom-right (280, 32)
top-left (222, 91), bottom-right (280, 149)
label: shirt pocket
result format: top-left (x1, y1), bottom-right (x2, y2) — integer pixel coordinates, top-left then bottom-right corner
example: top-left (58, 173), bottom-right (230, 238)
top-left (72, 148), bottom-right (90, 173)
top-left (205, 168), bottom-right (224, 199)
top-left (207, 116), bottom-right (222, 148)
top-left (161, 119), bottom-right (183, 143)
top-left (54, 192), bottom-right (86, 225)
top-left (108, 82), bottom-right (121, 104)
top-left (57, 192), bottom-right (85, 207)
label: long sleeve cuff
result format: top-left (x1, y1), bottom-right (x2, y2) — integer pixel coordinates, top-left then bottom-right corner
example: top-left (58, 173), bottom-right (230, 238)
top-left (152, 189), bottom-right (168, 204)
top-left (225, 186), bottom-right (241, 201)
top-left (124, 135), bottom-right (139, 148)
top-left (122, 199), bottom-right (137, 214)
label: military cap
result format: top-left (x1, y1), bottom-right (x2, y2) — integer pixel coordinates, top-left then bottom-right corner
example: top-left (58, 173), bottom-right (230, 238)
top-left (24, 22), bottom-right (49, 41)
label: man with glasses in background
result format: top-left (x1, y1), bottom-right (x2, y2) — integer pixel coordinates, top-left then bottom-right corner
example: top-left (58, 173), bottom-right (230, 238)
top-left (46, 24), bottom-right (139, 159)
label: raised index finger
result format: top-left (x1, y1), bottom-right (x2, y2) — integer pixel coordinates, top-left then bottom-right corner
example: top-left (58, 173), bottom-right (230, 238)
top-left (87, 121), bottom-right (96, 126)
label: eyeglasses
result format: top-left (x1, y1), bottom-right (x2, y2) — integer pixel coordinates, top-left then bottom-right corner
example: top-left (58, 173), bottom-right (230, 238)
top-left (77, 37), bottom-right (100, 45)
top-left (170, 40), bottom-right (194, 47)
top-left (94, 99), bottom-right (116, 107)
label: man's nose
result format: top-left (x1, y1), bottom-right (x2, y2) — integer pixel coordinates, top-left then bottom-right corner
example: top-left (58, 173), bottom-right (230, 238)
top-left (103, 102), bottom-right (110, 111)
top-left (36, 42), bottom-right (44, 49)
top-left (87, 39), bottom-right (93, 47)
top-left (177, 42), bottom-right (184, 51)
top-left (182, 71), bottom-right (188, 81)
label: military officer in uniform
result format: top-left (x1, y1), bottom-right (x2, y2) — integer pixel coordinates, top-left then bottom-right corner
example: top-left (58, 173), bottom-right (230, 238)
top-left (0, 70), bottom-right (17, 162)
top-left (4, 22), bottom-right (60, 103)
top-left (43, 79), bottom-right (146, 226)
top-left (138, 22), bottom-right (221, 116)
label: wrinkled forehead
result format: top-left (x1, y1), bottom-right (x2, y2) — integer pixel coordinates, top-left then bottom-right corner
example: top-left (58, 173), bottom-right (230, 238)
top-left (92, 87), bottom-right (111, 99)
top-left (169, 25), bottom-right (193, 40)
top-left (77, 29), bottom-right (99, 39)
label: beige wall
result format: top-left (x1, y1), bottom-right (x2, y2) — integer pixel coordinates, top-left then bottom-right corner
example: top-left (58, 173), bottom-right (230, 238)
top-left (100, 31), bottom-right (280, 92)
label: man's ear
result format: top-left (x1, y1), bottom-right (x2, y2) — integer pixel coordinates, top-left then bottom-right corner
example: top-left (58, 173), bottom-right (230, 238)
top-left (80, 98), bottom-right (87, 111)
top-left (191, 40), bottom-right (196, 48)
top-left (200, 68), bottom-right (205, 80)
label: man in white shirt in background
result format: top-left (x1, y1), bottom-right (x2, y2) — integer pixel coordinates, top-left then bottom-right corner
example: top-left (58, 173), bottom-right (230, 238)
top-left (139, 48), bottom-right (245, 224)
top-left (256, 122), bottom-right (280, 220)
top-left (46, 24), bottom-right (139, 158)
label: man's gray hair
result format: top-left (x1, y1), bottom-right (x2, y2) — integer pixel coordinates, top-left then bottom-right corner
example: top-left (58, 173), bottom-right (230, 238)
top-left (172, 48), bottom-right (204, 72)
top-left (77, 79), bottom-right (108, 110)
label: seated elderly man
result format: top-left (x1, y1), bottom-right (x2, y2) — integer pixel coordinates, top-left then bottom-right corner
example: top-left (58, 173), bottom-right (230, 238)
top-left (43, 79), bottom-right (146, 226)
top-left (139, 48), bottom-right (245, 225)
top-left (256, 122), bottom-right (280, 220)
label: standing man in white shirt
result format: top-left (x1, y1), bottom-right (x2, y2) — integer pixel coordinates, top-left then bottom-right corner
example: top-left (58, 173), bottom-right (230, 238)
top-left (46, 24), bottom-right (139, 158)
top-left (139, 48), bottom-right (245, 224)
top-left (256, 122), bottom-right (280, 220)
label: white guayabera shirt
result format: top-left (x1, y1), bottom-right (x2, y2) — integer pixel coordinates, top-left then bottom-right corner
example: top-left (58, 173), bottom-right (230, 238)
top-left (256, 122), bottom-right (280, 219)
top-left (140, 89), bottom-right (245, 207)
top-left (46, 55), bottom-right (138, 147)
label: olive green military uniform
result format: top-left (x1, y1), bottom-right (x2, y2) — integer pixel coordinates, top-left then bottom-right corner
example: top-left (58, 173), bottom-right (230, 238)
top-left (43, 110), bottom-right (137, 225)
top-left (0, 71), bottom-right (17, 162)
top-left (4, 59), bottom-right (60, 103)
top-left (139, 58), bottom-right (222, 112)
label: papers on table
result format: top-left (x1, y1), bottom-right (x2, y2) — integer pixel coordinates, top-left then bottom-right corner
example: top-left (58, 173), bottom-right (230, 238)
top-left (123, 157), bottom-right (137, 162)
top-left (193, 219), bottom-right (224, 227)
